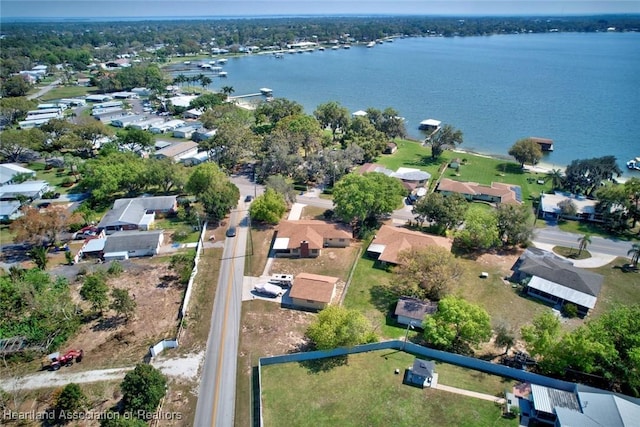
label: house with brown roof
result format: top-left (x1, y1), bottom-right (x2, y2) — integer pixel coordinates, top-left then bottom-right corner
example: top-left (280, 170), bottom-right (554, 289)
top-left (367, 225), bottom-right (452, 265)
top-left (435, 178), bottom-right (522, 205)
top-left (273, 220), bottom-right (352, 258)
top-left (288, 273), bottom-right (339, 311)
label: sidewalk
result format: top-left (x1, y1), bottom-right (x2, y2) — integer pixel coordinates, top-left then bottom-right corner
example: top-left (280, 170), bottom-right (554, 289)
top-left (436, 383), bottom-right (506, 404)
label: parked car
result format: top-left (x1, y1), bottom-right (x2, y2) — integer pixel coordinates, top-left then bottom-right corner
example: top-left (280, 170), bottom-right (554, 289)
top-left (226, 226), bottom-right (237, 237)
top-left (244, 195), bottom-right (254, 202)
top-left (253, 282), bottom-right (283, 298)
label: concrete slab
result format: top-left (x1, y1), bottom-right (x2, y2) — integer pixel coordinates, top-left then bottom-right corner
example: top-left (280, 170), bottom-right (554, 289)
top-left (287, 203), bottom-right (305, 220)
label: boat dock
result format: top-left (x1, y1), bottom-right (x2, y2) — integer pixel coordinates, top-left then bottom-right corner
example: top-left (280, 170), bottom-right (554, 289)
top-left (529, 137), bottom-right (554, 151)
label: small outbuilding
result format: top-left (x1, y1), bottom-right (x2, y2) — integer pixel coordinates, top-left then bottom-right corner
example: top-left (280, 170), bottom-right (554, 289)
top-left (406, 358), bottom-right (437, 388)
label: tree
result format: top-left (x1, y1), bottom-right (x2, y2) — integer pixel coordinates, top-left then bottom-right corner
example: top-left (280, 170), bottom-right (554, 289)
top-left (1, 75), bottom-right (31, 97)
top-left (494, 324), bottom-right (515, 355)
top-left (453, 205), bottom-right (500, 252)
top-left (186, 163), bottom-right (239, 221)
top-left (627, 243), bottom-right (640, 266)
top-left (275, 114), bottom-right (323, 160)
top-left (413, 192), bottom-right (468, 232)
top-left (341, 116), bottom-right (387, 162)
top-left (546, 168), bottom-right (565, 190)
top-left (199, 75), bottom-right (212, 89)
top-left (255, 98), bottom-right (304, 126)
top-left (0, 128), bottom-right (45, 162)
top-left (265, 174), bottom-right (298, 204)
top-left (0, 96), bottom-right (36, 124)
top-left (564, 156), bottom-right (622, 197)
top-left (394, 246), bottom-right (462, 300)
top-left (333, 172), bottom-right (406, 229)
top-left (495, 203), bottom-right (534, 247)
top-left (521, 311), bottom-right (561, 358)
top-left (314, 101), bottom-right (350, 141)
top-left (54, 383), bottom-right (87, 424)
top-left (190, 92), bottom-right (225, 110)
top-left (221, 85), bottom-right (235, 99)
top-left (508, 138), bottom-right (543, 167)
top-left (80, 273), bottom-right (109, 314)
top-left (120, 364), bottom-right (167, 415)
top-left (577, 233), bottom-right (592, 256)
top-left (249, 188), bottom-right (286, 224)
top-left (28, 246), bottom-right (48, 270)
top-left (110, 288), bottom-right (136, 322)
top-left (427, 124), bottom-right (463, 159)
top-left (422, 296), bottom-right (492, 353)
top-left (116, 128), bottom-right (154, 152)
top-left (10, 206), bottom-right (82, 246)
top-left (306, 306), bottom-right (377, 350)
top-left (557, 198), bottom-right (578, 218)
top-left (170, 252), bottom-right (195, 285)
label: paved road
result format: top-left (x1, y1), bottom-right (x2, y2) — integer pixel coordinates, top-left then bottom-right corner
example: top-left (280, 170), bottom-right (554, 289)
top-left (533, 226), bottom-right (634, 258)
top-left (27, 79), bottom-right (61, 100)
top-left (194, 201), bottom-right (250, 427)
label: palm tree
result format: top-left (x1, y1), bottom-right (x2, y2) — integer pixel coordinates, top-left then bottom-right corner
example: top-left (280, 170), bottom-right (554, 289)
top-left (173, 74), bottom-right (187, 87)
top-left (577, 233), bottom-right (592, 256)
top-left (200, 75), bottom-right (212, 89)
top-left (221, 85), bottom-right (235, 99)
top-left (627, 243), bottom-right (640, 267)
top-left (546, 168), bottom-right (565, 190)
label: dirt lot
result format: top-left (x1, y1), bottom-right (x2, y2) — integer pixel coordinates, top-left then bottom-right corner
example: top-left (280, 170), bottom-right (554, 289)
top-left (64, 259), bottom-right (184, 370)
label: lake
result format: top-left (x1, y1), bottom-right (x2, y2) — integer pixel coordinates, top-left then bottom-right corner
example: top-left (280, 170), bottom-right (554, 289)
top-left (174, 32), bottom-right (640, 175)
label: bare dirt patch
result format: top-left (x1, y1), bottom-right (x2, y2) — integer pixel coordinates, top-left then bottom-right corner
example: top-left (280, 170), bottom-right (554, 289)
top-left (473, 249), bottom-right (522, 279)
top-left (64, 260), bottom-right (184, 370)
top-left (269, 244), bottom-right (361, 282)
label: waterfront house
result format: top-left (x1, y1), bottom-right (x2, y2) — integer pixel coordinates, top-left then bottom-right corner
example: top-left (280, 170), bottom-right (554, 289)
top-left (435, 178), bottom-right (522, 205)
top-left (539, 192), bottom-right (601, 222)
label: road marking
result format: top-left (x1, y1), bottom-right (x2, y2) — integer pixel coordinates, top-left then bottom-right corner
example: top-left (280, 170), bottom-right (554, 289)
top-left (210, 220), bottom-right (241, 426)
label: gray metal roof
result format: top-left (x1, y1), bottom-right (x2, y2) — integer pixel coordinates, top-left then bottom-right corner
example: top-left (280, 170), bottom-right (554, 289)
top-left (98, 196), bottom-right (176, 228)
top-left (395, 297), bottom-right (437, 322)
top-left (104, 230), bottom-right (163, 253)
top-left (0, 200), bottom-right (21, 217)
top-left (528, 276), bottom-right (598, 309)
top-left (514, 248), bottom-right (603, 297)
top-left (412, 359), bottom-right (435, 378)
top-left (531, 384), bottom-right (581, 414)
top-left (578, 391), bottom-right (640, 427)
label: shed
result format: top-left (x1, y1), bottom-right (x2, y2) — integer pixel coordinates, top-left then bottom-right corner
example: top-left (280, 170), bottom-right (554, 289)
top-left (394, 296), bottom-right (437, 327)
top-left (407, 359), bottom-right (436, 388)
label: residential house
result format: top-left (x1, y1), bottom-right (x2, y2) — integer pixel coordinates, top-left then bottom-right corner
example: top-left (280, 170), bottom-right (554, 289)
top-left (0, 181), bottom-right (50, 202)
top-left (406, 358), bottom-right (437, 388)
top-left (367, 225), bottom-right (452, 266)
top-left (436, 178), bottom-right (522, 204)
top-left (85, 94), bottom-right (113, 103)
top-left (102, 230), bottom-right (164, 260)
top-left (0, 200), bottom-right (23, 222)
top-left (0, 164), bottom-right (36, 185)
top-left (395, 296), bottom-right (437, 327)
top-left (150, 120), bottom-right (186, 134)
top-left (539, 192), bottom-right (601, 222)
top-left (97, 195), bottom-right (177, 234)
top-left (288, 273), bottom-right (339, 311)
top-left (183, 108), bottom-right (204, 119)
top-left (273, 220), bottom-right (352, 258)
top-left (111, 91), bottom-right (139, 99)
top-left (358, 163), bottom-right (430, 191)
top-left (384, 142), bottom-right (398, 154)
top-left (127, 117), bottom-right (164, 131)
top-left (154, 141), bottom-right (199, 162)
top-left (173, 126), bottom-right (196, 139)
top-left (111, 115), bottom-right (145, 128)
top-left (511, 248), bottom-right (604, 316)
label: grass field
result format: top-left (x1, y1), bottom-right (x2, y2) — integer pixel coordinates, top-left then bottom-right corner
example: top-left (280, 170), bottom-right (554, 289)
top-left (25, 161), bottom-right (82, 196)
top-left (589, 257), bottom-right (640, 318)
top-left (37, 85), bottom-right (95, 101)
top-left (377, 139), bottom-right (553, 206)
top-left (261, 350), bottom-right (517, 427)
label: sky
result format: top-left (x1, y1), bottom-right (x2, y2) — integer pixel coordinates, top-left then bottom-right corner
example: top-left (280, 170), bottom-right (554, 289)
top-left (1, 0), bottom-right (639, 20)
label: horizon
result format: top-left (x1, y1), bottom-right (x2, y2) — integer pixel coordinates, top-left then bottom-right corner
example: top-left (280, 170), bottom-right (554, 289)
top-left (2, 1), bottom-right (640, 21)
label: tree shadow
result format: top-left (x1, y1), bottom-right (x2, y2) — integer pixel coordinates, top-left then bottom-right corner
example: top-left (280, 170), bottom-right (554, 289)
top-left (495, 163), bottom-right (524, 175)
top-left (91, 315), bottom-right (122, 332)
top-left (299, 354), bottom-right (348, 374)
top-left (370, 284), bottom-right (398, 313)
top-left (417, 155), bottom-right (441, 167)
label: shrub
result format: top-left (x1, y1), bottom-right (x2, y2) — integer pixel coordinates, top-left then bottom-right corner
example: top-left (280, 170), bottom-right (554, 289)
top-left (562, 303), bottom-right (578, 318)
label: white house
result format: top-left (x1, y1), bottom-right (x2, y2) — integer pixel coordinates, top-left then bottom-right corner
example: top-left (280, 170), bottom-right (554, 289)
top-left (154, 141), bottom-right (199, 162)
top-left (102, 230), bottom-right (165, 260)
top-left (173, 126), bottom-right (196, 139)
top-left (0, 164), bottom-right (36, 185)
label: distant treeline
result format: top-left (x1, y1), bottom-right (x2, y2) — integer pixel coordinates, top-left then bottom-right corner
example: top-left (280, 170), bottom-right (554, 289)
top-left (1, 15), bottom-right (639, 75)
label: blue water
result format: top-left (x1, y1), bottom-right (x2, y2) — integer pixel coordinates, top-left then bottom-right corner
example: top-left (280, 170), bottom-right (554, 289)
top-left (178, 32), bottom-right (640, 174)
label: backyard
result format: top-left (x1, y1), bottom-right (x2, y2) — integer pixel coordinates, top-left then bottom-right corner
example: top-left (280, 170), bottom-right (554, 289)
top-left (261, 350), bottom-right (517, 427)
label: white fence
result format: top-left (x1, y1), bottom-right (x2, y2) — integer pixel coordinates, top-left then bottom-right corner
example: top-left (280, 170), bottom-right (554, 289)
top-left (149, 339), bottom-right (179, 357)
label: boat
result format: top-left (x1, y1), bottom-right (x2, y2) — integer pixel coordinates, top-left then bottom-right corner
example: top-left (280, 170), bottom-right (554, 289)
top-left (343, 44), bottom-right (351, 49)
top-left (183, 61), bottom-right (191, 65)
top-left (627, 157), bottom-right (640, 171)
top-left (318, 46), bottom-right (325, 51)
top-left (418, 119), bottom-right (442, 131)
top-left (217, 58), bottom-right (227, 64)
top-left (366, 41), bottom-right (376, 48)
top-left (218, 71), bottom-right (228, 77)
top-left (274, 53), bottom-right (284, 58)
top-left (331, 46), bottom-right (339, 50)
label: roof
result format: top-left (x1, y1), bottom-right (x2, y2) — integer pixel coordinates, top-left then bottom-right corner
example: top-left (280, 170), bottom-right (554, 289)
top-left (392, 167), bottom-right (431, 182)
top-left (289, 272), bottom-right (338, 303)
top-left (540, 192), bottom-right (598, 216)
top-left (82, 237), bottom-right (106, 252)
top-left (275, 220), bottom-right (351, 250)
top-left (514, 248), bottom-right (603, 305)
top-left (531, 383), bottom-right (581, 414)
top-left (368, 225), bottom-right (452, 265)
top-left (420, 119), bottom-right (441, 127)
top-left (0, 200), bottom-right (21, 217)
top-left (573, 391), bottom-right (640, 427)
top-left (103, 230), bottom-right (163, 253)
top-left (155, 141), bottom-right (199, 159)
top-left (412, 359), bottom-right (435, 378)
top-left (395, 296), bottom-right (437, 322)
top-left (98, 196), bottom-right (177, 228)
top-left (436, 178), bottom-right (522, 204)
top-left (357, 163), bottom-right (394, 176)
top-left (0, 163), bottom-right (35, 184)
top-left (0, 181), bottom-right (49, 200)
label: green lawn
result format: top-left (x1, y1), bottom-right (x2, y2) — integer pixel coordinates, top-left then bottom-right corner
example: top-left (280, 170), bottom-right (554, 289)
top-left (26, 161), bottom-right (82, 196)
top-left (261, 350), bottom-right (516, 427)
top-left (37, 85), bottom-right (96, 101)
top-left (590, 257), bottom-right (640, 318)
top-left (376, 140), bottom-right (553, 207)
